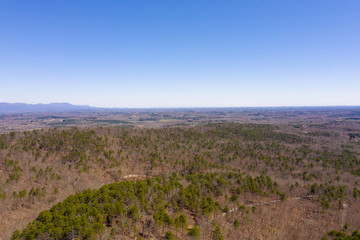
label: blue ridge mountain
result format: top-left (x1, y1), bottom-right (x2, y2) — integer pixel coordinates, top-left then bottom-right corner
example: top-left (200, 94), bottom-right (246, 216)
top-left (0, 102), bottom-right (99, 113)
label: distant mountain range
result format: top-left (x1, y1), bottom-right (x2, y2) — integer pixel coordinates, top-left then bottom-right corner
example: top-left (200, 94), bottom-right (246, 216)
top-left (0, 102), bottom-right (99, 113)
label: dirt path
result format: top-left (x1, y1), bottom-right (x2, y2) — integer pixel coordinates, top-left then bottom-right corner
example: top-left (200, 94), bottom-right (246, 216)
top-left (215, 195), bottom-right (318, 219)
top-left (341, 201), bottom-right (348, 228)
top-left (122, 174), bottom-right (148, 180)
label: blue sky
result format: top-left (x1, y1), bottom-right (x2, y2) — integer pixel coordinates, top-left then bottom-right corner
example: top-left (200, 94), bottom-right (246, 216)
top-left (0, 1), bottom-right (359, 107)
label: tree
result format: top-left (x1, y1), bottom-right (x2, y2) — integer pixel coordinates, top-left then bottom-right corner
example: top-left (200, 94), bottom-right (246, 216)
top-left (279, 192), bottom-right (286, 201)
top-left (165, 231), bottom-right (176, 240)
top-left (11, 230), bottom-right (20, 240)
top-left (179, 214), bottom-right (187, 234)
top-left (353, 188), bottom-right (359, 199)
top-left (188, 225), bottom-right (200, 239)
top-left (211, 225), bottom-right (224, 240)
top-left (234, 219), bottom-right (240, 228)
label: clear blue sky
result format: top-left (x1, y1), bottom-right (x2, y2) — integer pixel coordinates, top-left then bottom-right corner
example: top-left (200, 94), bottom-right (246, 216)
top-left (0, 1), bottom-right (359, 107)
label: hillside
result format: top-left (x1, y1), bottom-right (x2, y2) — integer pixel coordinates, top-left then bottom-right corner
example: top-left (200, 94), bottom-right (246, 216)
top-left (1, 122), bottom-right (360, 239)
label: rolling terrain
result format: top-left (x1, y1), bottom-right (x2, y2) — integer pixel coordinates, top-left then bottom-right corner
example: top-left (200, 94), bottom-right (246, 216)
top-left (1, 109), bottom-right (360, 239)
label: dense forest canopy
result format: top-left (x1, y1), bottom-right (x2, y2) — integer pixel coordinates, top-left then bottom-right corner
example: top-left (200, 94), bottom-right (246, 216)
top-left (1, 122), bottom-right (360, 239)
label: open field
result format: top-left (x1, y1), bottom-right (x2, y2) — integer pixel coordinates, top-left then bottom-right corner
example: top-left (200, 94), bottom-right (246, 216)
top-left (1, 107), bottom-right (360, 133)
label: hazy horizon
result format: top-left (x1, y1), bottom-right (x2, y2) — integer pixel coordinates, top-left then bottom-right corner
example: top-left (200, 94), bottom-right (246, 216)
top-left (2, 101), bottom-right (360, 110)
top-left (1, 1), bottom-right (359, 108)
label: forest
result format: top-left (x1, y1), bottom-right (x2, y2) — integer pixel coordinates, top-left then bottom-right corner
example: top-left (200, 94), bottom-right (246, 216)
top-left (1, 122), bottom-right (360, 239)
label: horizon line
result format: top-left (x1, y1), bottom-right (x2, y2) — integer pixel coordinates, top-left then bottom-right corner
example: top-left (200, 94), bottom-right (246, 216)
top-left (1, 102), bottom-right (360, 109)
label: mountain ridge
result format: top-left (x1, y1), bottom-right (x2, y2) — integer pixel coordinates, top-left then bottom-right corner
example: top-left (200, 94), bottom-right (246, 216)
top-left (0, 102), bottom-right (99, 113)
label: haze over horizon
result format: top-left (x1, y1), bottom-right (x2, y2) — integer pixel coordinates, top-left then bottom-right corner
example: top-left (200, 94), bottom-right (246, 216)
top-left (1, 102), bottom-right (360, 110)
top-left (1, 1), bottom-right (359, 108)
